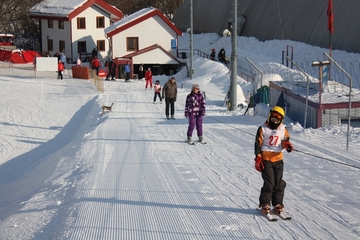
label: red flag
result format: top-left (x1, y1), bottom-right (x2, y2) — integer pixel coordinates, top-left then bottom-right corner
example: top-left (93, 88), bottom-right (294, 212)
top-left (327, 0), bottom-right (334, 34)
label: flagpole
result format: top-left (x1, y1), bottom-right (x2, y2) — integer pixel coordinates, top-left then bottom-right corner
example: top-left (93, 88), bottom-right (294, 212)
top-left (329, 30), bottom-right (332, 81)
top-left (327, 0), bottom-right (334, 80)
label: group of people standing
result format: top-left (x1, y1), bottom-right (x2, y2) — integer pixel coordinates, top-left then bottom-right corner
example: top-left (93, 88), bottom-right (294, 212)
top-left (149, 76), bottom-right (177, 119)
top-left (209, 48), bottom-right (230, 66)
top-left (104, 60), bottom-right (131, 82)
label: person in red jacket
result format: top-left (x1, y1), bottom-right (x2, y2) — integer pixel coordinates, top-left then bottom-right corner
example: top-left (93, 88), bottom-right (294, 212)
top-left (58, 60), bottom-right (64, 80)
top-left (91, 56), bottom-right (100, 76)
top-left (144, 67), bottom-right (153, 90)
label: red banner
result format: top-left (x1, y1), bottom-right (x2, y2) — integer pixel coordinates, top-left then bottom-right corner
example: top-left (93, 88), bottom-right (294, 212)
top-left (327, 0), bottom-right (334, 34)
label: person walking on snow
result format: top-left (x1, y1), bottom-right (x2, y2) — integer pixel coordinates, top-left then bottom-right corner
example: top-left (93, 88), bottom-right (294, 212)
top-left (92, 56), bottom-right (100, 76)
top-left (76, 57), bottom-right (82, 67)
top-left (139, 63), bottom-right (144, 80)
top-left (185, 84), bottom-right (206, 143)
top-left (162, 77), bottom-right (177, 120)
top-left (124, 62), bottom-right (131, 82)
top-left (60, 52), bottom-right (66, 66)
top-left (254, 106), bottom-right (293, 215)
top-left (58, 60), bottom-right (64, 80)
top-left (210, 48), bottom-right (216, 60)
top-left (153, 80), bottom-right (162, 103)
top-left (106, 58), bottom-right (116, 81)
top-left (145, 67), bottom-right (153, 89)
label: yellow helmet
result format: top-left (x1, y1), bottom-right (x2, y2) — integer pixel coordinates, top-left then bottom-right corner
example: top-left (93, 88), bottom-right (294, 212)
top-left (271, 106), bottom-right (285, 118)
top-left (267, 106), bottom-right (285, 128)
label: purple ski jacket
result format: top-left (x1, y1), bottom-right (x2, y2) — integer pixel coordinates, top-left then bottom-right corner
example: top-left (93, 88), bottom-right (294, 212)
top-left (185, 90), bottom-right (206, 117)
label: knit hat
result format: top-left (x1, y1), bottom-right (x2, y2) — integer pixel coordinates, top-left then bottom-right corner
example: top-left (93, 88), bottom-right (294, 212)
top-left (192, 83), bottom-right (199, 89)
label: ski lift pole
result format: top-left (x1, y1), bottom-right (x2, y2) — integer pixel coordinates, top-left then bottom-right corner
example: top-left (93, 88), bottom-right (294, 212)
top-left (324, 52), bottom-right (352, 150)
top-left (229, 0), bottom-right (238, 111)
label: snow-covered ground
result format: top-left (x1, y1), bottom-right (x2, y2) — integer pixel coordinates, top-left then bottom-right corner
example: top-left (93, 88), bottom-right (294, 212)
top-left (0, 34), bottom-right (360, 240)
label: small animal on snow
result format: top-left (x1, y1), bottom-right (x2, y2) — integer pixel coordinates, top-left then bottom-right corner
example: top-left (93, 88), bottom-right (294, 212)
top-left (101, 102), bottom-right (113, 113)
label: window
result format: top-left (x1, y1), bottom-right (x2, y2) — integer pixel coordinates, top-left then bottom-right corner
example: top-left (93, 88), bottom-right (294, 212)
top-left (78, 41), bottom-right (86, 53)
top-left (126, 37), bottom-right (139, 51)
top-left (48, 20), bottom-right (53, 28)
top-left (96, 17), bottom-right (105, 28)
top-left (97, 40), bottom-right (105, 52)
top-left (47, 39), bottom-right (53, 52)
top-left (77, 17), bottom-right (86, 29)
top-left (58, 21), bottom-right (64, 29)
top-left (59, 40), bottom-right (65, 53)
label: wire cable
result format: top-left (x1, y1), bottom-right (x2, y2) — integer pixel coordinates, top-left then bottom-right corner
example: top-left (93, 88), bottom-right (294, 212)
top-left (293, 149), bottom-right (360, 170)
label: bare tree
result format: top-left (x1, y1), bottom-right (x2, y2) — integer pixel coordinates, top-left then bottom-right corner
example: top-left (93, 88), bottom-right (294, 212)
top-left (0, 0), bottom-right (40, 34)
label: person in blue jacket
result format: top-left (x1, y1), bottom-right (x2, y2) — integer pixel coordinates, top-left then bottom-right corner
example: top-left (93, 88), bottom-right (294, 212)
top-left (124, 62), bottom-right (131, 82)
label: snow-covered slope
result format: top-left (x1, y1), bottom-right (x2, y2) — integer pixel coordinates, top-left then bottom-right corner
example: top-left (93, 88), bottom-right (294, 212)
top-left (0, 34), bottom-right (360, 239)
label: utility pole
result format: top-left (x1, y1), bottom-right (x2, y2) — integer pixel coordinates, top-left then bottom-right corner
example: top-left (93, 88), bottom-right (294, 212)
top-left (189, 0), bottom-right (193, 79)
top-left (229, 0), bottom-right (237, 111)
top-left (311, 61), bottom-right (330, 106)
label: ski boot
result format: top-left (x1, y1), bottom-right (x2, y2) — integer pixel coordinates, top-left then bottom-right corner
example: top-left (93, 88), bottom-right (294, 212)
top-left (274, 204), bottom-right (284, 214)
top-left (260, 204), bottom-right (271, 214)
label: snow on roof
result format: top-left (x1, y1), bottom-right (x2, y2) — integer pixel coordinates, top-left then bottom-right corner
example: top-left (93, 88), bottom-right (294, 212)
top-left (30, 0), bottom-right (87, 17)
top-left (0, 34), bottom-right (14, 37)
top-left (105, 7), bottom-right (155, 35)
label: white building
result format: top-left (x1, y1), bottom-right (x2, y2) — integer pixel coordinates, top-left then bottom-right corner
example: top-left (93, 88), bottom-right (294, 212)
top-left (105, 7), bottom-right (183, 76)
top-left (29, 0), bottom-right (122, 62)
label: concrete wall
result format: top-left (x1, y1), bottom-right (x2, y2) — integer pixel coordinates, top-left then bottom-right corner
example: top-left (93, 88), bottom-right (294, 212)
top-left (173, 0), bottom-right (360, 54)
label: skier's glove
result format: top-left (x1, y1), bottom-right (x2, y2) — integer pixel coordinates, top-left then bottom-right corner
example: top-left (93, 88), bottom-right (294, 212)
top-left (254, 156), bottom-right (264, 172)
top-left (185, 112), bottom-right (189, 118)
top-left (284, 141), bottom-right (293, 153)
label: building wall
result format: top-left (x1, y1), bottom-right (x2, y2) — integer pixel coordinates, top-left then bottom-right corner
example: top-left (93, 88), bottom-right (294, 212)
top-left (131, 49), bottom-right (180, 65)
top-left (41, 19), bottom-right (71, 58)
top-left (270, 86), bottom-right (319, 128)
top-left (323, 108), bottom-right (360, 128)
top-left (112, 15), bottom-right (178, 60)
top-left (71, 6), bottom-right (112, 62)
top-left (270, 86), bottom-right (360, 129)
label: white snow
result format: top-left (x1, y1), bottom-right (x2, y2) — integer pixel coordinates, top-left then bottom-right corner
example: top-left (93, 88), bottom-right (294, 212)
top-left (0, 33), bottom-right (360, 240)
top-left (105, 7), bottom-right (155, 34)
top-left (30, 0), bottom-right (87, 16)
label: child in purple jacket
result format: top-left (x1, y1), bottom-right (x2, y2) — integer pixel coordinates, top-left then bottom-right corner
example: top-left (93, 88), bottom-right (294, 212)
top-left (185, 84), bottom-right (206, 143)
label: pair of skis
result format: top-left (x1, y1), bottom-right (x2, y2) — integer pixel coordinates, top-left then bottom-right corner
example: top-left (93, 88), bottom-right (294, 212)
top-left (186, 140), bottom-right (207, 145)
top-left (258, 208), bottom-right (292, 221)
